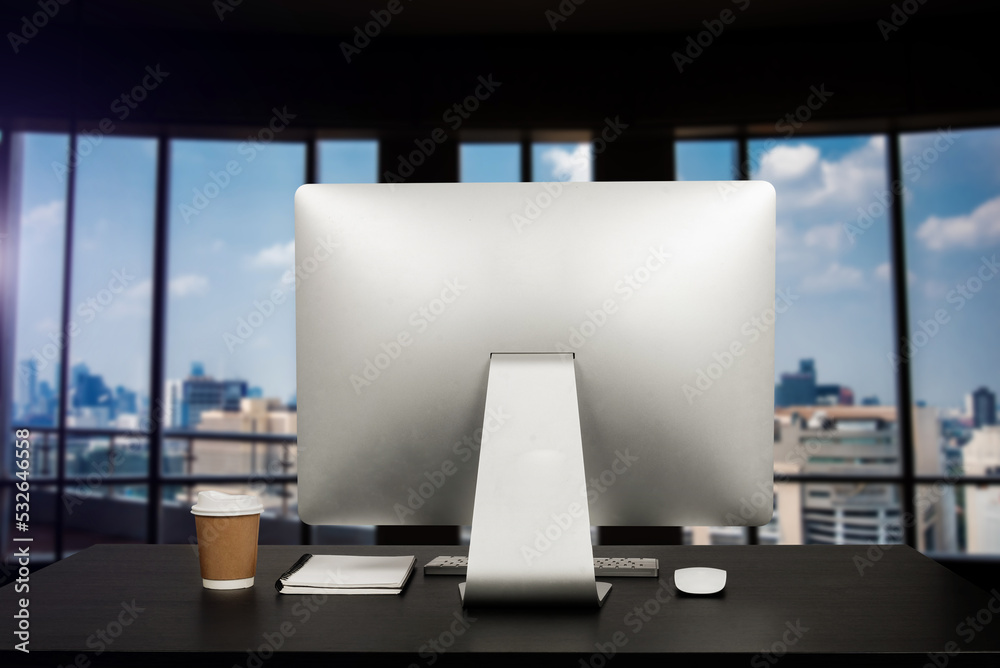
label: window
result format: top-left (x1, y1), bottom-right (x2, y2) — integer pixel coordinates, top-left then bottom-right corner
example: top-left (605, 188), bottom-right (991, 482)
top-left (318, 140), bottom-right (378, 183)
top-left (3, 122), bottom-right (998, 565)
top-left (11, 133), bottom-right (70, 431)
top-left (460, 143), bottom-right (520, 182)
top-left (902, 127), bottom-right (1000, 555)
top-left (162, 138), bottom-right (305, 538)
top-left (532, 141), bottom-right (593, 182)
top-left (675, 140), bottom-right (738, 181)
top-left (5, 132), bottom-right (70, 560)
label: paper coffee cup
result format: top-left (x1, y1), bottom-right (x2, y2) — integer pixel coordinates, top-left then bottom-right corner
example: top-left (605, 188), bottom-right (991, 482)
top-left (191, 491), bottom-right (263, 590)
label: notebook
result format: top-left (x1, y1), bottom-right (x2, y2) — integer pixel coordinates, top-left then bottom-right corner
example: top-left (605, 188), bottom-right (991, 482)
top-left (274, 554), bottom-right (416, 595)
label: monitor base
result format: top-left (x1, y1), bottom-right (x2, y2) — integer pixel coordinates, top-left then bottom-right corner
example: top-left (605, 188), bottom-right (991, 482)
top-left (459, 581), bottom-right (612, 607)
top-left (461, 353), bottom-right (611, 608)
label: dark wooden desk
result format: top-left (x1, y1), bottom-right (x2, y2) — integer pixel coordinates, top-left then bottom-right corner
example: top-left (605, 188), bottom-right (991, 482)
top-left (2, 544), bottom-right (999, 667)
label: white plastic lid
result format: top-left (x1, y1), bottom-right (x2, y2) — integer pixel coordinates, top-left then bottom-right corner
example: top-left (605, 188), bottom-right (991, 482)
top-left (191, 490), bottom-right (263, 517)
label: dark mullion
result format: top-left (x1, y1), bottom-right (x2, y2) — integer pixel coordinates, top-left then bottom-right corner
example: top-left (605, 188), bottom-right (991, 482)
top-left (888, 131), bottom-right (918, 549)
top-left (737, 132), bottom-right (750, 181)
top-left (54, 126), bottom-right (80, 560)
top-left (521, 135), bottom-right (531, 182)
top-left (737, 133), bottom-right (760, 547)
top-left (146, 134), bottom-right (170, 545)
top-left (0, 124), bottom-right (18, 486)
top-left (301, 134), bottom-right (317, 547)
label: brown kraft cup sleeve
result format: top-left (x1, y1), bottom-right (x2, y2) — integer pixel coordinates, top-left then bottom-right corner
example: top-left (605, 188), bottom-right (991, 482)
top-left (195, 514), bottom-right (260, 581)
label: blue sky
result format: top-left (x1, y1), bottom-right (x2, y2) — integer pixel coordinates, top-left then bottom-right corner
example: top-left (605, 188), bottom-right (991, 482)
top-left (747, 135), bottom-right (897, 405)
top-left (9, 131), bottom-right (999, 419)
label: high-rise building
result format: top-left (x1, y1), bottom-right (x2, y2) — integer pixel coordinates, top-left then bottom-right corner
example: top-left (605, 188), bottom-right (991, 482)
top-left (114, 385), bottom-right (138, 416)
top-left (972, 387), bottom-right (997, 428)
top-left (175, 363), bottom-right (247, 428)
top-left (774, 359), bottom-right (854, 408)
top-left (22, 358), bottom-right (38, 407)
top-left (164, 379), bottom-right (184, 429)
top-left (963, 425), bottom-right (1000, 554)
top-left (71, 363), bottom-right (111, 409)
top-left (777, 359), bottom-right (817, 406)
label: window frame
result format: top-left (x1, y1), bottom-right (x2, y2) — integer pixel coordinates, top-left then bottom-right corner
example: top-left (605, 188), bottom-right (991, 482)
top-left (1, 119), bottom-right (997, 561)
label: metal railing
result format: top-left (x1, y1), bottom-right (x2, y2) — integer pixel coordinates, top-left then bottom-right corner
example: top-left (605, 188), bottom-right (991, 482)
top-left (2, 425), bottom-right (303, 560)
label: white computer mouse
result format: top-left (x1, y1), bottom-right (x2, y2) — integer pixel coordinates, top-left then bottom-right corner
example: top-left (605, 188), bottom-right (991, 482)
top-left (674, 567), bottom-right (727, 594)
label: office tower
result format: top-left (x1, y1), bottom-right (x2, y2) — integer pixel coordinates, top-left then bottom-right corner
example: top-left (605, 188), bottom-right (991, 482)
top-left (70, 363), bottom-right (110, 408)
top-left (963, 425), bottom-right (1000, 553)
top-left (164, 379), bottom-right (184, 428)
top-left (972, 387), bottom-right (997, 428)
top-left (179, 363), bottom-right (247, 428)
top-left (777, 359), bottom-right (817, 407)
top-left (114, 386), bottom-right (137, 416)
top-left (23, 358), bottom-right (38, 407)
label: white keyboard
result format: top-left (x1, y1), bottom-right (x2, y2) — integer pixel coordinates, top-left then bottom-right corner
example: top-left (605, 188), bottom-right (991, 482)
top-left (424, 555), bottom-right (658, 577)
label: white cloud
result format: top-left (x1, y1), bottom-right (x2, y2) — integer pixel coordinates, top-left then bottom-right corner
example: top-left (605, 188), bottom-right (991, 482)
top-left (251, 240), bottom-right (295, 268)
top-left (800, 262), bottom-right (865, 293)
top-left (25, 200), bottom-right (64, 228)
top-left (169, 274), bottom-right (209, 297)
top-left (756, 137), bottom-right (885, 212)
top-left (126, 278), bottom-right (151, 299)
top-left (540, 144), bottom-right (592, 182)
top-left (915, 195), bottom-right (1000, 251)
top-left (802, 223), bottom-right (842, 251)
top-left (23, 200), bottom-right (64, 235)
top-left (758, 144), bottom-right (819, 181)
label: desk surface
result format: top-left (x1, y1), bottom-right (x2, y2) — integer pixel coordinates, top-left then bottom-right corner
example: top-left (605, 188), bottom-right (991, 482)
top-left (2, 544), bottom-right (999, 667)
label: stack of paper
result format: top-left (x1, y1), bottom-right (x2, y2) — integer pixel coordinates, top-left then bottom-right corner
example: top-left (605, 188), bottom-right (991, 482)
top-left (274, 554), bottom-right (416, 595)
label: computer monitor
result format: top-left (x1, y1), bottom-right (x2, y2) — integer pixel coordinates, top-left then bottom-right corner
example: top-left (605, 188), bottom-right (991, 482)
top-left (295, 180), bottom-right (775, 605)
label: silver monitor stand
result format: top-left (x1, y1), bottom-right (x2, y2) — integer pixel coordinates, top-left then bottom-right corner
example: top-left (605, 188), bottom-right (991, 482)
top-left (459, 353), bottom-right (612, 607)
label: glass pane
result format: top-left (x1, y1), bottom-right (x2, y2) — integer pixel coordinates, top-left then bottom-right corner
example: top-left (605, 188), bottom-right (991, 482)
top-left (318, 139), bottom-right (378, 183)
top-left (166, 140), bottom-right (304, 442)
top-left (62, 484), bottom-right (148, 558)
top-left (10, 133), bottom-right (69, 428)
top-left (460, 143), bottom-right (520, 182)
top-left (675, 140), bottom-right (738, 180)
top-left (900, 127), bottom-right (1000, 480)
top-left (750, 135), bottom-right (898, 468)
top-left (747, 135), bottom-right (899, 544)
top-left (532, 142), bottom-right (592, 182)
top-left (66, 137), bottom-right (156, 429)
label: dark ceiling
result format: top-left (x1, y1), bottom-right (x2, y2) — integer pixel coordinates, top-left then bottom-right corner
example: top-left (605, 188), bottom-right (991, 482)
top-left (1, 1), bottom-right (998, 130)
top-left (2, 0), bottom-right (998, 34)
